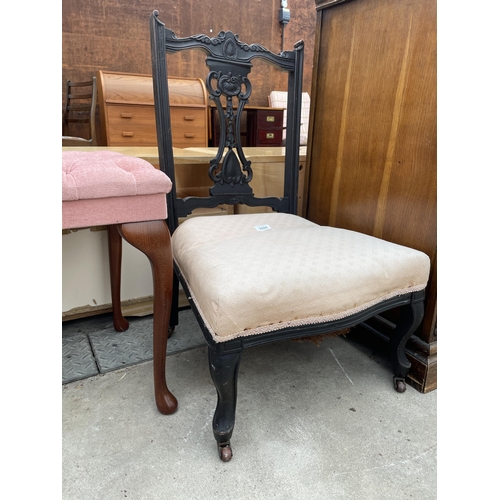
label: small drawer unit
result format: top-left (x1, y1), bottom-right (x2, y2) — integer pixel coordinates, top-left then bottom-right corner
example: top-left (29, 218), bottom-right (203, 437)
top-left (247, 108), bottom-right (284, 147)
top-left (97, 70), bottom-right (209, 147)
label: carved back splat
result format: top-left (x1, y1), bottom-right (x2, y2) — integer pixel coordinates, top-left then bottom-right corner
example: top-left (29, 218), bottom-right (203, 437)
top-left (150, 11), bottom-right (304, 230)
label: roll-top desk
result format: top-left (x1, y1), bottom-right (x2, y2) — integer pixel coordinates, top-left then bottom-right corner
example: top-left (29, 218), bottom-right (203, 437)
top-left (97, 70), bottom-right (209, 148)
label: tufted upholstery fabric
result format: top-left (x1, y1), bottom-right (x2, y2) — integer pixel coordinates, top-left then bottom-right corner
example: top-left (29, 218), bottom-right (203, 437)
top-left (62, 151), bottom-right (172, 229)
top-left (172, 212), bottom-right (430, 342)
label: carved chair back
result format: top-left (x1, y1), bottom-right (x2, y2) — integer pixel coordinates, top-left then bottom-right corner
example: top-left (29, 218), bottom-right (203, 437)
top-left (150, 11), bottom-right (304, 235)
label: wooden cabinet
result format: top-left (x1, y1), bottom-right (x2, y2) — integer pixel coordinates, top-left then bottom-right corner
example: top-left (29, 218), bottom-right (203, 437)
top-left (307, 0), bottom-right (437, 392)
top-left (97, 70), bottom-right (209, 148)
top-left (210, 106), bottom-right (284, 147)
top-left (246, 108), bottom-right (284, 147)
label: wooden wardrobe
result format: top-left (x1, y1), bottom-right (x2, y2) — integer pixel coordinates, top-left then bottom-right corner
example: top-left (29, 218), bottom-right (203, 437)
top-left (306, 0), bottom-right (437, 392)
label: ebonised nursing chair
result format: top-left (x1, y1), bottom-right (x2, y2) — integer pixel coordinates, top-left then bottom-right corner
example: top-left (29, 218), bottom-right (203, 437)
top-left (150, 10), bottom-right (430, 462)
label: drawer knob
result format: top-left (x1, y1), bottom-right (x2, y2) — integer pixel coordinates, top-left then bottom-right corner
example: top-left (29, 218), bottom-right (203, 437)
top-left (120, 112), bottom-right (133, 118)
top-left (184, 133), bottom-right (195, 138)
top-left (183, 115), bottom-right (195, 121)
top-left (266, 132), bottom-right (275, 139)
top-left (122, 131), bottom-right (134, 137)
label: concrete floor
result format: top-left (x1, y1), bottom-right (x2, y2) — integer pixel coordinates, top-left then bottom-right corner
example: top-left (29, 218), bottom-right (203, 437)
top-left (62, 327), bottom-right (437, 499)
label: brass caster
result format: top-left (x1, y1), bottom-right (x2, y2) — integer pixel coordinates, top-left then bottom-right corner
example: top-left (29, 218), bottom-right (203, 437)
top-left (393, 377), bottom-right (406, 393)
top-left (218, 442), bottom-right (233, 462)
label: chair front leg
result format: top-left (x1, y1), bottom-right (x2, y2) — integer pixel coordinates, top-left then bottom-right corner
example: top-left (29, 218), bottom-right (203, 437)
top-left (390, 291), bottom-right (425, 393)
top-left (118, 220), bottom-right (178, 415)
top-left (107, 224), bottom-right (129, 332)
top-left (208, 346), bottom-right (242, 462)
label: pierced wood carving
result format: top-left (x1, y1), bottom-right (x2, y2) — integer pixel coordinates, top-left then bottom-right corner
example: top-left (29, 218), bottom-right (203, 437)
top-left (161, 27), bottom-right (293, 197)
top-left (151, 11), bottom-right (304, 217)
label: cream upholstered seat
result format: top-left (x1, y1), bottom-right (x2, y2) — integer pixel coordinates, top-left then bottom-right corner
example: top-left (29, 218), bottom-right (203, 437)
top-left (150, 11), bottom-right (430, 462)
top-left (173, 212), bottom-right (429, 341)
top-left (62, 150), bottom-right (177, 415)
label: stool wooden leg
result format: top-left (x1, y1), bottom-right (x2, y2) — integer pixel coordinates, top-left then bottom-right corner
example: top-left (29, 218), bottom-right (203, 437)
top-left (107, 225), bottom-right (130, 332)
top-left (118, 220), bottom-right (178, 415)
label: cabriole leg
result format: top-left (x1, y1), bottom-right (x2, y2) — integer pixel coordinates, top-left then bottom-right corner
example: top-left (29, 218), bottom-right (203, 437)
top-left (208, 347), bottom-right (242, 462)
top-left (118, 220), bottom-right (178, 415)
top-left (390, 292), bottom-right (425, 393)
top-left (107, 224), bottom-right (129, 332)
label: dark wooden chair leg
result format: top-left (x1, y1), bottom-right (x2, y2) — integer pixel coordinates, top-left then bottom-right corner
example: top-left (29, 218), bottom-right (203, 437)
top-left (107, 224), bottom-right (130, 332)
top-left (390, 291), bottom-right (425, 393)
top-left (118, 220), bottom-right (178, 415)
top-left (208, 346), bottom-right (242, 462)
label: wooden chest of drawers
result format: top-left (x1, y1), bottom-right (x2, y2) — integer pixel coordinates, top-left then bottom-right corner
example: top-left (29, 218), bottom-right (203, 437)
top-left (210, 106), bottom-right (284, 147)
top-left (97, 70), bottom-right (209, 147)
top-left (246, 107), bottom-right (284, 147)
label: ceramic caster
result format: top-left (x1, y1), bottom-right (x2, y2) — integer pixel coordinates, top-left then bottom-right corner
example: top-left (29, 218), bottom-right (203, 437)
top-left (393, 377), bottom-right (406, 393)
top-left (218, 442), bottom-right (233, 462)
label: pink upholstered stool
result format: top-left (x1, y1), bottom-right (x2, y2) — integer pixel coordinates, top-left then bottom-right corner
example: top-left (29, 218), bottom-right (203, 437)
top-left (62, 150), bottom-right (177, 415)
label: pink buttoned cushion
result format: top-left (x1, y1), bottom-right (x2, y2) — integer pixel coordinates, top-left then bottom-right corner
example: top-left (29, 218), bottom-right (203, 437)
top-left (62, 151), bottom-right (172, 229)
